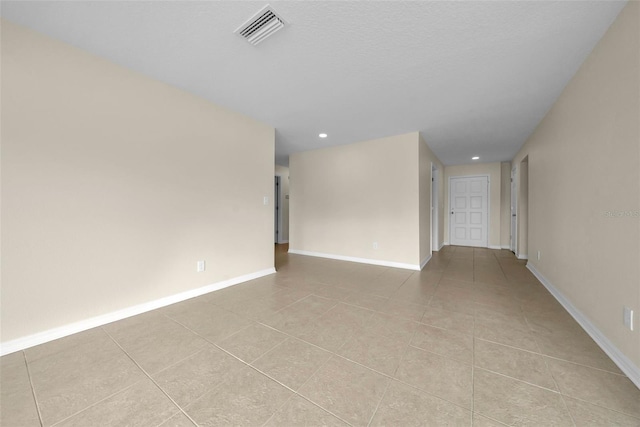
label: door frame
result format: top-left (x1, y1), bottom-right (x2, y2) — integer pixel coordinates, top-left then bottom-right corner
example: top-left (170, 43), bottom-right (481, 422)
top-left (274, 175), bottom-right (280, 244)
top-left (431, 164), bottom-right (439, 251)
top-left (510, 166), bottom-right (517, 253)
top-left (448, 174), bottom-right (490, 248)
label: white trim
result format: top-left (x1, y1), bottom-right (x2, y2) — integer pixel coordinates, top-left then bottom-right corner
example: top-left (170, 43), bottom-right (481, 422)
top-left (527, 263), bottom-right (640, 389)
top-left (420, 254), bottom-right (432, 270)
top-left (0, 268), bottom-right (276, 356)
top-left (443, 241), bottom-right (449, 246)
top-left (488, 245), bottom-right (501, 250)
top-left (517, 254), bottom-right (528, 260)
top-left (288, 249), bottom-right (420, 271)
top-left (277, 240), bottom-right (289, 244)
top-left (437, 242), bottom-right (445, 251)
top-left (501, 245), bottom-right (511, 250)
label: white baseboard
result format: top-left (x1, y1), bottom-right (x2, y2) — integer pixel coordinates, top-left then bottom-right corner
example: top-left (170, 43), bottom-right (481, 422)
top-left (288, 249), bottom-right (421, 271)
top-left (517, 254), bottom-right (528, 260)
top-left (443, 241), bottom-right (449, 246)
top-left (420, 254), bottom-right (432, 270)
top-left (488, 245), bottom-right (502, 250)
top-left (437, 242), bottom-right (445, 251)
top-left (277, 240), bottom-right (289, 244)
top-left (527, 263), bottom-right (640, 389)
top-left (501, 245), bottom-right (511, 250)
top-left (0, 267), bottom-right (276, 356)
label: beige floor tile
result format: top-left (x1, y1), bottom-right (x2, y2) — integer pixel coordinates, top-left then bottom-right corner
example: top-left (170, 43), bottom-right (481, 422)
top-left (157, 412), bottom-right (197, 427)
top-left (0, 352), bottom-right (41, 427)
top-left (103, 311), bottom-right (208, 374)
top-left (420, 306), bottom-right (474, 335)
top-left (163, 300), bottom-right (252, 343)
top-left (472, 413), bottom-right (509, 426)
top-left (55, 378), bottom-right (178, 427)
top-left (474, 339), bottom-right (557, 390)
top-left (343, 292), bottom-right (389, 311)
top-left (474, 314), bottom-right (539, 352)
top-left (395, 346), bottom-right (472, 409)
top-left (262, 295), bottom-right (337, 335)
top-left (225, 288), bottom-right (311, 321)
top-left (298, 356), bottom-right (390, 426)
top-left (411, 323), bottom-right (473, 364)
top-left (295, 303), bottom-right (374, 352)
top-left (338, 328), bottom-right (410, 376)
top-left (370, 380), bottom-right (471, 426)
top-left (28, 329), bottom-right (146, 426)
top-left (264, 395), bottom-right (349, 426)
top-left (378, 299), bottom-right (427, 322)
top-left (23, 327), bottom-right (106, 364)
top-left (252, 338), bottom-right (332, 391)
top-left (533, 328), bottom-right (622, 373)
top-left (473, 368), bottom-right (573, 426)
top-left (185, 366), bottom-right (293, 426)
top-left (152, 345), bottom-right (245, 407)
top-left (546, 358), bottom-right (640, 418)
top-left (563, 396), bottom-right (640, 426)
top-left (429, 292), bottom-right (476, 315)
top-left (217, 324), bottom-right (287, 363)
top-left (366, 312), bottom-right (419, 341)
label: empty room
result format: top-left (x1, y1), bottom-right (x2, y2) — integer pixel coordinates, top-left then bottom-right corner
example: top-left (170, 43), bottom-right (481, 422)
top-left (1, 1), bottom-right (639, 426)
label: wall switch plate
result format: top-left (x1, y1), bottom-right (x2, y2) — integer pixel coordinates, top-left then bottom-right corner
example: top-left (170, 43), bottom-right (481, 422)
top-left (537, 251), bottom-right (541, 260)
top-left (373, 242), bottom-right (378, 250)
top-left (263, 196), bottom-right (269, 205)
top-left (624, 307), bottom-right (634, 331)
top-left (197, 260), bottom-right (206, 273)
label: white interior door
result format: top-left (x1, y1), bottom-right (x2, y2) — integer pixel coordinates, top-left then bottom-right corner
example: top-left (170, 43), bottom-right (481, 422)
top-left (510, 167), bottom-right (517, 252)
top-left (449, 176), bottom-right (488, 247)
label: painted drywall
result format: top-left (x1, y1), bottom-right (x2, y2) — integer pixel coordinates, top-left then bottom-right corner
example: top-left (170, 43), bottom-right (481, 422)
top-left (290, 132), bottom-right (422, 267)
top-left (1, 21), bottom-right (275, 345)
top-left (517, 158), bottom-right (529, 258)
top-left (444, 162), bottom-right (503, 248)
top-left (500, 162), bottom-right (512, 249)
top-left (275, 165), bottom-right (290, 244)
top-left (419, 135), bottom-right (446, 263)
top-left (512, 2), bottom-right (639, 370)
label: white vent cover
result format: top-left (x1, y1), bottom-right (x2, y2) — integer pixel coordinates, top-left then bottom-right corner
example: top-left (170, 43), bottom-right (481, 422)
top-left (235, 5), bottom-right (287, 46)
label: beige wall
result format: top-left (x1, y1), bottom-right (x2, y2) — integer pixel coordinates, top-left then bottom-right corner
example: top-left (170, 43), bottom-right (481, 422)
top-left (290, 132), bottom-right (423, 267)
top-left (1, 22), bottom-right (275, 345)
top-left (517, 158), bottom-right (529, 258)
top-left (419, 135), bottom-right (445, 263)
top-left (275, 165), bottom-right (290, 243)
top-left (444, 162), bottom-right (503, 248)
top-left (513, 2), bottom-right (639, 369)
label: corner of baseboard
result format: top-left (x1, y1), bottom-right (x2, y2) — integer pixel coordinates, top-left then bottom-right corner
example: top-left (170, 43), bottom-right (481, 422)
top-left (526, 264), bottom-right (640, 390)
top-left (420, 254), bottom-right (432, 270)
top-left (488, 245), bottom-right (502, 250)
top-left (517, 254), bottom-right (528, 260)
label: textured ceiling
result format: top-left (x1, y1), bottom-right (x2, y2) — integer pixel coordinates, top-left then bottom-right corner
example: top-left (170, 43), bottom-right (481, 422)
top-left (1, 1), bottom-right (626, 166)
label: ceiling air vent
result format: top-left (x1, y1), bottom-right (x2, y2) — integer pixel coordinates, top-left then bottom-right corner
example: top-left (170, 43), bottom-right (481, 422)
top-left (235, 5), bottom-right (287, 46)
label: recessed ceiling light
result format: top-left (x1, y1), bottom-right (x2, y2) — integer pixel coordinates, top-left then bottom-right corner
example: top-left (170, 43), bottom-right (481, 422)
top-left (319, 133), bottom-right (328, 138)
top-left (472, 156), bottom-right (480, 160)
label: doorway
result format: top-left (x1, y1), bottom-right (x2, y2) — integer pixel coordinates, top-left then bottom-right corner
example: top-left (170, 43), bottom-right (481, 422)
top-left (510, 166), bottom-right (517, 253)
top-left (449, 175), bottom-right (489, 247)
top-left (431, 164), bottom-right (439, 251)
top-left (274, 176), bottom-right (280, 244)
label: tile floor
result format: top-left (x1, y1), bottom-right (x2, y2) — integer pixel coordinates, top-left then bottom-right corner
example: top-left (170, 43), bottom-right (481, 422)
top-left (2, 245), bottom-right (639, 426)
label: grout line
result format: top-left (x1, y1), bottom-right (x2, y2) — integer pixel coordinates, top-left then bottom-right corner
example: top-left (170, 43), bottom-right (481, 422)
top-left (366, 378), bottom-right (391, 427)
top-left (101, 328), bottom-right (200, 427)
top-left (22, 350), bottom-right (44, 427)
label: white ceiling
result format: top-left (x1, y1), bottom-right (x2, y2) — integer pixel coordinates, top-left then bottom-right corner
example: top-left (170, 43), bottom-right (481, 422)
top-left (1, 1), bottom-right (626, 166)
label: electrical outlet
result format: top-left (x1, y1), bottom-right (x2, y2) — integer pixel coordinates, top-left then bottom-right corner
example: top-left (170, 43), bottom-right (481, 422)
top-left (537, 251), bottom-right (541, 261)
top-left (624, 307), bottom-right (634, 331)
top-left (373, 242), bottom-right (378, 250)
top-left (197, 260), bottom-right (206, 273)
